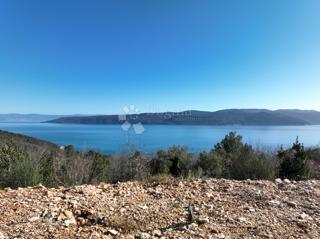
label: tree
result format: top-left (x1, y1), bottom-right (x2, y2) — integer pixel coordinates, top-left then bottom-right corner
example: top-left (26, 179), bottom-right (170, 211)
top-left (213, 132), bottom-right (275, 180)
top-left (213, 132), bottom-right (246, 178)
top-left (278, 137), bottom-right (309, 180)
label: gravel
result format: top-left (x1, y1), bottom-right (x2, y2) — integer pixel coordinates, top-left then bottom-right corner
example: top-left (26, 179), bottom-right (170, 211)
top-left (0, 178), bottom-right (319, 238)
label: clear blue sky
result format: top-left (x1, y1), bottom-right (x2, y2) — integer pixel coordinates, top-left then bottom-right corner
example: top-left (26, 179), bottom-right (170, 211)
top-left (0, 0), bottom-right (320, 114)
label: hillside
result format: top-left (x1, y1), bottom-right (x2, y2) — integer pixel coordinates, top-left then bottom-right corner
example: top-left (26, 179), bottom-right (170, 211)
top-left (275, 110), bottom-right (320, 125)
top-left (0, 179), bottom-right (319, 238)
top-left (47, 109), bottom-right (320, 126)
top-left (0, 130), bottom-right (59, 152)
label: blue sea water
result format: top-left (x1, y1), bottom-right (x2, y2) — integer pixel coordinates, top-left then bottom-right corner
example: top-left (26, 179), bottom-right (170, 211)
top-left (0, 123), bottom-right (320, 154)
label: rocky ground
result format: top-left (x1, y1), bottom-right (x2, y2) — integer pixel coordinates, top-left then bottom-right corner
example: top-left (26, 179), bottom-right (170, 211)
top-left (0, 178), bottom-right (319, 239)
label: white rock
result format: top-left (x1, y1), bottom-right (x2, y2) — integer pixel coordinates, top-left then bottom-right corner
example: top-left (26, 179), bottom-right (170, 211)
top-left (275, 178), bottom-right (282, 184)
top-left (152, 229), bottom-right (162, 237)
top-left (283, 179), bottom-right (291, 184)
top-left (108, 229), bottom-right (118, 236)
top-left (299, 212), bottom-right (312, 220)
top-left (64, 217), bottom-right (76, 226)
top-left (137, 232), bottom-right (151, 239)
top-left (0, 231), bottom-right (5, 239)
top-left (269, 200), bottom-right (281, 206)
top-left (28, 216), bottom-right (40, 222)
top-left (299, 212), bottom-right (308, 219)
top-left (63, 210), bottom-right (74, 219)
top-left (139, 204), bottom-right (148, 210)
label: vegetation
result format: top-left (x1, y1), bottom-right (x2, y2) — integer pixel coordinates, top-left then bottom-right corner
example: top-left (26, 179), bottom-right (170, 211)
top-left (278, 138), bottom-right (309, 180)
top-left (0, 131), bottom-right (318, 189)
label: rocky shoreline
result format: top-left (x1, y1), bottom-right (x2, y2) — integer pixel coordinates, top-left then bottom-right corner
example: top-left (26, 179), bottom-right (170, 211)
top-left (0, 178), bottom-right (319, 238)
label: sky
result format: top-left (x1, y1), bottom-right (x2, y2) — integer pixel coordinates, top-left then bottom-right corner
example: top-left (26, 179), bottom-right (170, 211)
top-left (0, 0), bottom-right (320, 114)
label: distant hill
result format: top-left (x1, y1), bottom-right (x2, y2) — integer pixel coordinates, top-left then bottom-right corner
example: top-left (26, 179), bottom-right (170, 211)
top-left (0, 114), bottom-right (63, 123)
top-left (47, 109), bottom-right (320, 126)
top-left (0, 114), bottom-right (91, 123)
top-left (275, 110), bottom-right (320, 125)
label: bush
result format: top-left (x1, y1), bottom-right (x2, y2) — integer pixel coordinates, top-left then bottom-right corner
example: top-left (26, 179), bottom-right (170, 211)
top-left (110, 151), bottom-right (150, 182)
top-left (151, 145), bottom-right (194, 177)
top-left (213, 132), bottom-right (245, 178)
top-left (213, 132), bottom-right (275, 180)
top-left (0, 132), bottom-right (317, 189)
top-left (39, 152), bottom-right (55, 187)
top-left (197, 151), bottom-right (222, 178)
top-left (88, 151), bottom-right (112, 184)
top-left (0, 142), bottom-right (43, 188)
top-left (278, 138), bottom-right (309, 180)
top-left (305, 148), bottom-right (320, 179)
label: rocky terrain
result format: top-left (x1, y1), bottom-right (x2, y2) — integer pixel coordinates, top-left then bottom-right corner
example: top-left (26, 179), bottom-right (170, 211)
top-left (0, 178), bottom-right (319, 239)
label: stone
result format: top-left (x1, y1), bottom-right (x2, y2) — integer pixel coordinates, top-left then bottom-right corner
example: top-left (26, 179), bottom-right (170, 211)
top-left (44, 190), bottom-right (54, 197)
top-left (28, 216), bottom-right (40, 222)
top-left (188, 223), bottom-right (198, 230)
top-left (139, 204), bottom-right (149, 210)
top-left (108, 229), bottom-right (118, 236)
top-left (90, 231), bottom-right (101, 238)
top-left (287, 201), bottom-right (297, 208)
top-left (63, 210), bottom-right (74, 219)
top-left (299, 212), bottom-right (307, 219)
top-left (197, 217), bottom-right (209, 224)
top-left (216, 233), bottom-right (227, 239)
top-left (0, 231), bottom-right (5, 239)
top-left (152, 229), bottom-right (162, 237)
top-left (33, 184), bottom-right (46, 189)
top-left (269, 200), bottom-right (281, 206)
top-left (275, 178), bottom-right (282, 184)
top-left (283, 179), bottom-right (291, 184)
top-left (64, 217), bottom-right (76, 226)
top-left (77, 217), bottom-right (86, 225)
top-left (136, 232), bottom-right (151, 239)
top-left (4, 187), bottom-right (12, 192)
top-left (299, 212), bottom-right (312, 220)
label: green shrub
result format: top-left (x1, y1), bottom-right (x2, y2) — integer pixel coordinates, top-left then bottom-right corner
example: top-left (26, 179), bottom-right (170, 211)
top-left (197, 151), bottom-right (222, 178)
top-left (213, 132), bottom-right (275, 180)
top-left (88, 151), bottom-right (112, 183)
top-left (213, 132), bottom-right (245, 178)
top-left (151, 145), bottom-right (194, 177)
top-left (0, 141), bottom-right (43, 188)
top-left (39, 152), bottom-right (55, 187)
top-left (278, 138), bottom-right (309, 180)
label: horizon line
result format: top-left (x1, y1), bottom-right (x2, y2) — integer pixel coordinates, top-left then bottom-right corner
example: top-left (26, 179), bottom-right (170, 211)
top-left (0, 108), bottom-right (319, 116)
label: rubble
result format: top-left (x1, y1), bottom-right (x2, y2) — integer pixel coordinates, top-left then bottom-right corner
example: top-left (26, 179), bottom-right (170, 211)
top-left (0, 179), bottom-right (319, 238)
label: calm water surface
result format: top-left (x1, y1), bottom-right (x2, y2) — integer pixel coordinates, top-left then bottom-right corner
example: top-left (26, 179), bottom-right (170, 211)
top-left (1, 123), bottom-right (320, 154)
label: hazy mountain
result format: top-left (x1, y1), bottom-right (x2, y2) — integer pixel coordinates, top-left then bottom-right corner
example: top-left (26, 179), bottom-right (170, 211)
top-left (0, 114), bottom-right (64, 123)
top-left (275, 110), bottom-right (320, 125)
top-left (47, 109), bottom-right (320, 126)
top-left (0, 114), bottom-right (90, 123)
